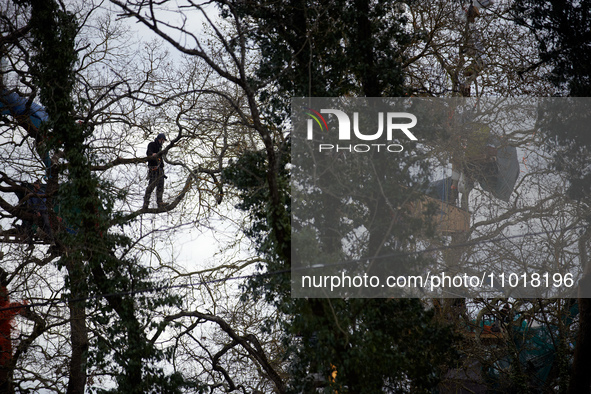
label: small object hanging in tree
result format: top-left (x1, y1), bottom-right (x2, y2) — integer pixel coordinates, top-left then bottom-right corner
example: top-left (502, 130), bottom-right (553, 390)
top-left (467, 4), bottom-right (480, 23)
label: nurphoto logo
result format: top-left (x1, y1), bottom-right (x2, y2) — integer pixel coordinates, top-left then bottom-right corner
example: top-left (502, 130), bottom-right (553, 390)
top-left (304, 107), bottom-right (417, 152)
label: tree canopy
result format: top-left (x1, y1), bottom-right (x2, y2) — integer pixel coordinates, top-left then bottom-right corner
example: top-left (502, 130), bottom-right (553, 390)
top-left (0, 0), bottom-right (590, 393)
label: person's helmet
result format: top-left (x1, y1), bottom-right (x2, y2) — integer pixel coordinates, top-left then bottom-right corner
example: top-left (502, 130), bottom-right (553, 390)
top-left (157, 133), bottom-right (167, 141)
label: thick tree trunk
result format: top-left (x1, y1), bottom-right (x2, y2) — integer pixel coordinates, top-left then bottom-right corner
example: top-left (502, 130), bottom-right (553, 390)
top-left (66, 301), bottom-right (88, 394)
top-left (568, 233), bottom-right (591, 394)
top-left (568, 298), bottom-right (591, 393)
top-left (66, 259), bottom-right (88, 394)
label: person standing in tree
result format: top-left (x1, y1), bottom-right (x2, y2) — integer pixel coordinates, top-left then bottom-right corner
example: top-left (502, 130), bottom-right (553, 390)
top-left (27, 180), bottom-right (55, 244)
top-left (144, 133), bottom-right (167, 208)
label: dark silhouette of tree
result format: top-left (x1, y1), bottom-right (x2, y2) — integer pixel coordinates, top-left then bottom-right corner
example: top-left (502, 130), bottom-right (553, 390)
top-left (513, 2), bottom-right (591, 392)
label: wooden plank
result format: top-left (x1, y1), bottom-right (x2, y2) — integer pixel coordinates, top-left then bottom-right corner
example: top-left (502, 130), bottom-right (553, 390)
top-left (411, 196), bottom-right (470, 234)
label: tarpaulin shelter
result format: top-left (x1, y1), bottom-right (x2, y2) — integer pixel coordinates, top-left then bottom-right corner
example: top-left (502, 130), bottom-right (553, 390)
top-left (474, 137), bottom-right (519, 202)
top-left (451, 125), bottom-right (520, 203)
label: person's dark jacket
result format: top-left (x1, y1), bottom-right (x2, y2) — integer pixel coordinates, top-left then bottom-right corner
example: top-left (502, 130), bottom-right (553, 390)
top-left (146, 138), bottom-right (164, 168)
top-left (28, 195), bottom-right (47, 212)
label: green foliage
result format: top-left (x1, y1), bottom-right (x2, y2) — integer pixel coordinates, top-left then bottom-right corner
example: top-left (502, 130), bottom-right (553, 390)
top-left (224, 144), bottom-right (292, 303)
top-left (225, 143), bottom-right (457, 391)
top-left (232, 0), bottom-right (414, 120)
top-left (512, 6), bottom-right (591, 394)
top-left (513, 0), bottom-right (591, 97)
top-left (512, 2), bottom-right (591, 200)
top-left (286, 298), bottom-right (458, 393)
top-left (223, 1), bottom-right (461, 391)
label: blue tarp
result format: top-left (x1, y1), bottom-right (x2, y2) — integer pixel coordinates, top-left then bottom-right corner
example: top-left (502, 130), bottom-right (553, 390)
top-left (0, 90), bottom-right (48, 129)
